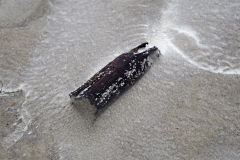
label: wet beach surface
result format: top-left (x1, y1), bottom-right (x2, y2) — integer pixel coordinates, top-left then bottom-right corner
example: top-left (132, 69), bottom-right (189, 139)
top-left (0, 0), bottom-right (240, 159)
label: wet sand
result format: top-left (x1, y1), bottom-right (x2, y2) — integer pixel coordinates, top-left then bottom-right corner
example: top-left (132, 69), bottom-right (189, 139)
top-left (0, 0), bottom-right (240, 159)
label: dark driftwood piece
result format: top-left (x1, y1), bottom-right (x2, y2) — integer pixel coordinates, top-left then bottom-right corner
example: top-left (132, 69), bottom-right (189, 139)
top-left (69, 42), bottom-right (160, 110)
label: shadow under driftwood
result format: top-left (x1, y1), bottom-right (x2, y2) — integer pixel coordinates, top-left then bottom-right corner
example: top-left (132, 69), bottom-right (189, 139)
top-left (71, 67), bottom-right (155, 121)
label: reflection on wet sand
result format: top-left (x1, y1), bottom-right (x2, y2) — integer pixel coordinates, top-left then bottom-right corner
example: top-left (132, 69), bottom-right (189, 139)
top-left (0, 0), bottom-right (48, 28)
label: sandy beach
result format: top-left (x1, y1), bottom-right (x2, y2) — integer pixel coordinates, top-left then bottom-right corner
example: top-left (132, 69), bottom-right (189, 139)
top-left (1, 0), bottom-right (240, 159)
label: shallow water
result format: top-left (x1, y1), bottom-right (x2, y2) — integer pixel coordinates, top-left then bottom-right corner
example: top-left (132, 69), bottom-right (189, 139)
top-left (0, 0), bottom-right (240, 159)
